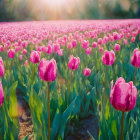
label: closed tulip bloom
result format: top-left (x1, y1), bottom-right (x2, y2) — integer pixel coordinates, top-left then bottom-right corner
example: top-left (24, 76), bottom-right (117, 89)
top-left (22, 49), bottom-right (27, 55)
top-left (98, 38), bottom-right (103, 45)
top-left (58, 49), bottom-right (63, 56)
top-left (83, 68), bottom-right (91, 76)
top-left (114, 44), bottom-right (120, 51)
top-left (72, 40), bottom-right (77, 48)
top-left (19, 55), bottom-right (23, 61)
top-left (131, 48), bottom-right (140, 68)
top-left (102, 50), bottom-right (115, 65)
top-left (124, 39), bottom-right (128, 45)
top-left (24, 60), bottom-right (28, 66)
top-left (110, 77), bottom-right (137, 112)
top-left (68, 55), bottom-right (80, 70)
top-left (39, 58), bottom-right (57, 82)
top-left (67, 42), bottom-right (73, 49)
top-left (92, 42), bottom-right (97, 48)
top-left (8, 49), bottom-right (15, 59)
top-left (99, 46), bottom-right (103, 53)
top-left (0, 81), bottom-right (4, 107)
top-left (131, 37), bottom-right (135, 43)
top-left (30, 50), bottom-right (41, 64)
top-left (0, 57), bottom-right (4, 78)
top-left (0, 45), bottom-right (4, 52)
top-left (85, 47), bottom-right (92, 55)
top-left (46, 45), bottom-right (52, 55)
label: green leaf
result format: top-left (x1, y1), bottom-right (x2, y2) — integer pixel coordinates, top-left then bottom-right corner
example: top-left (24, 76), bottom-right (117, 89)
top-left (111, 120), bottom-right (117, 140)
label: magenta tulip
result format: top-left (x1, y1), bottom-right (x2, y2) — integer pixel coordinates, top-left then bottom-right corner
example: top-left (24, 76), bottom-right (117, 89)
top-left (110, 77), bottom-right (137, 112)
top-left (8, 49), bottom-right (15, 59)
top-left (39, 58), bottom-right (57, 82)
top-left (30, 50), bottom-right (41, 64)
top-left (92, 42), bottom-right (97, 48)
top-left (114, 44), bottom-right (120, 51)
top-left (131, 48), bottom-right (140, 68)
top-left (0, 81), bottom-right (4, 107)
top-left (83, 68), bottom-right (91, 76)
top-left (102, 50), bottom-right (115, 66)
top-left (68, 55), bottom-right (80, 70)
top-left (0, 57), bottom-right (4, 78)
top-left (22, 49), bottom-right (27, 55)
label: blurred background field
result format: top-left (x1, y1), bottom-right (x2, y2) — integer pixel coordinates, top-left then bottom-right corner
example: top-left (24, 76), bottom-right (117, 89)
top-left (0, 0), bottom-right (140, 21)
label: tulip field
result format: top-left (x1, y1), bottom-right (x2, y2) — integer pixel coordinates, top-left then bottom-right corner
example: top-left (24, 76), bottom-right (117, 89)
top-left (0, 20), bottom-right (140, 140)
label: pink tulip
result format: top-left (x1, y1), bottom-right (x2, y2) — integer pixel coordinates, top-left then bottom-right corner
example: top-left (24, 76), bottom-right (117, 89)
top-left (0, 81), bottom-right (4, 107)
top-left (58, 49), bottom-right (63, 56)
top-left (131, 37), bottom-right (135, 43)
top-left (68, 55), bottom-right (80, 70)
top-left (85, 47), bottom-right (92, 55)
top-left (24, 60), bottom-right (28, 66)
top-left (22, 49), bottom-right (27, 55)
top-left (124, 39), bottom-right (128, 45)
top-left (8, 49), bottom-right (15, 59)
top-left (0, 57), bottom-right (4, 78)
top-left (114, 44), bottom-right (120, 51)
top-left (99, 46), bottom-right (103, 53)
top-left (0, 45), bottom-right (4, 52)
top-left (131, 48), bottom-right (140, 68)
top-left (30, 50), bottom-right (41, 64)
top-left (110, 77), bottom-right (137, 112)
top-left (46, 45), bottom-right (52, 55)
top-left (98, 38), bottom-right (103, 45)
top-left (92, 42), bottom-right (97, 48)
top-left (67, 42), bottom-right (73, 49)
top-left (82, 40), bottom-right (89, 49)
top-left (39, 58), bottom-right (57, 82)
top-left (102, 50), bottom-right (115, 65)
top-left (83, 68), bottom-right (91, 76)
top-left (72, 40), bottom-right (77, 48)
top-left (19, 55), bottom-right (23, 61)
top-left (113, 32), bottom-right (119, 40)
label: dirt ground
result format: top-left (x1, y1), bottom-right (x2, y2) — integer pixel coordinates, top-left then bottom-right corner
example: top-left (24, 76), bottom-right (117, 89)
top-left (16, 89), bottom-right (99, 140)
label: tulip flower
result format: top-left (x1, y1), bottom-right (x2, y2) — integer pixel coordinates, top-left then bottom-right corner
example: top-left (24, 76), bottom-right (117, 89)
top-left (39, 58), bottom-right (57, 82)
top-left (8, 49), bottom-right (15, 59)
top-left (83, 68), bottom-right (91, 76)
top-left (67, 55), bottom-right (80, 104)
top-left (68, 55), bottom-right (80, 70)
top-left (92, 42), bottom-right (97, 48)
top-left (102, 50), bottom-right (115, 66)
top-left (24, 60), bottom-right (28, 66)
top-left (110, 77), bottom-right (137, 140)
top-left (131, 48), bottom-right (140, 83)
top-left (114, 44), bottom-right (120, 51)
top-left (85, 47), bottom-right (92, 55)
top-left (0, 57), bottom-right (5, 78)
top-left (102, 50), bottom-right (115, 101)
top-left (30, 50), bottom-right (41, 64)
top-left (72, 40), bottom-right (77, 48)
top-left (19, 55), bottom-right (23, 61)
top-left (22, 49), bottom-right (27, 55)
top-left (39, 58), bottom-right (57, 140)
top-left (0, 81), bottom-right (4, 107)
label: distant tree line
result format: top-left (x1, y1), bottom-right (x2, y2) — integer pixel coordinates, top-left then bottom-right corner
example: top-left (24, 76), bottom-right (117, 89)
top-left (0, 0), bottom-right (140, 21)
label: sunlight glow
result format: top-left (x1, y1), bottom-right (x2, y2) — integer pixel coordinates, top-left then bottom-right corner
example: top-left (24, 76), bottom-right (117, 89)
top-left (44, 0), bottom-right (67, 7)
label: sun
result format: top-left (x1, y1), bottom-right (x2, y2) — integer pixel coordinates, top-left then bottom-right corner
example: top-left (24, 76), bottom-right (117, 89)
top-left (44, 0), bottom-right (67, 7)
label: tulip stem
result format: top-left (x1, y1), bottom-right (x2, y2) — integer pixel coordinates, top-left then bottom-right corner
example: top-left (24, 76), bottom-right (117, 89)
top-left (121, 111), bottom-right (124, 140)
top-left (67, 71), bottom-right (71, 105)
top-left (0, 128), bottom-right (1, 140)
top-left (47, 82), bottom-right (50, 140)
top-left (133, 68), bottom-right (137, 84)
top-left (105, 65), bottom-right (107, 101)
